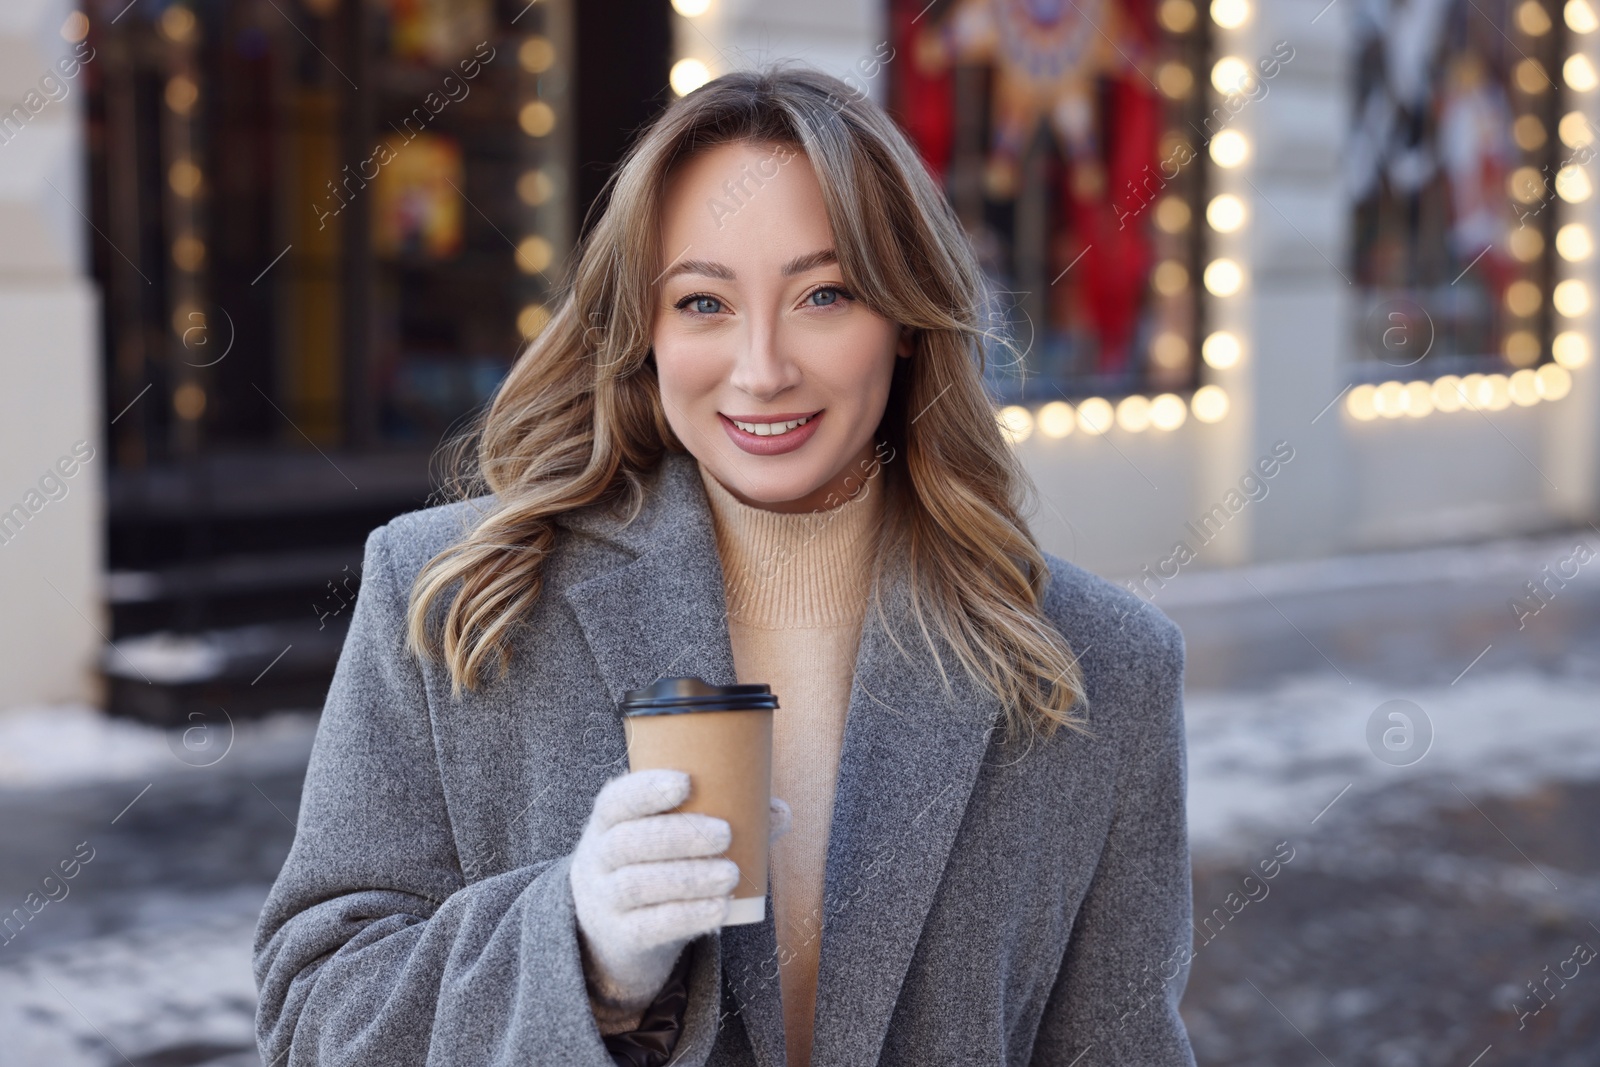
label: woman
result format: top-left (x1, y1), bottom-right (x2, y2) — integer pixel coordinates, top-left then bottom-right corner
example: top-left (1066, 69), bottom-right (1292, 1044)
top-left (253, 64), bottom-right (1195, 1067)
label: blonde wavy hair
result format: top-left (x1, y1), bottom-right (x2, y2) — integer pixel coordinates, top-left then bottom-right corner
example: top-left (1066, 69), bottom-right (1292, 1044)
top-left (407, 63), bottom-right (1089, 744)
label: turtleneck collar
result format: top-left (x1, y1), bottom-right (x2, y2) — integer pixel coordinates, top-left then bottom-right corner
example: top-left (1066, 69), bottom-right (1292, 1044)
top-left (696, 460), bottom-right (886, 630)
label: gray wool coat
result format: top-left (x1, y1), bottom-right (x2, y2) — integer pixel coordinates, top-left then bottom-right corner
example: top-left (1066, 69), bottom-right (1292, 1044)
top-left (253, 448), bottom-right (1197, 1067)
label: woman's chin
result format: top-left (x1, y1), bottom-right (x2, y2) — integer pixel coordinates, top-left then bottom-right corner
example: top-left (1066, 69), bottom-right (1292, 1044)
top-left (705, 461), bottom-right (840, 513)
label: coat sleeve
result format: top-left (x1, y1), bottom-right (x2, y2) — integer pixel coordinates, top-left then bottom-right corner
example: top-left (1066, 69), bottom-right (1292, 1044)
top-left (251, 523), bottom-right (725, 1067)
top-left (1028, 615), bottom-right (1197, 1067)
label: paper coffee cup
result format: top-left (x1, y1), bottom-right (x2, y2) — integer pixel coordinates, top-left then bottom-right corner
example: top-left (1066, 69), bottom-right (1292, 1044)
top-left (620, 677), bottom-right (776, 926)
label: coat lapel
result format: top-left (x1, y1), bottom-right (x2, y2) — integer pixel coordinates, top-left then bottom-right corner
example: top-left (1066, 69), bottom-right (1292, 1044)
top-left (557, 453), bottom-right (741, 704)
top-left (557, 451), bottom-right (1002, 1067)
top-left (805, 555), bottom-right (1000, 1066)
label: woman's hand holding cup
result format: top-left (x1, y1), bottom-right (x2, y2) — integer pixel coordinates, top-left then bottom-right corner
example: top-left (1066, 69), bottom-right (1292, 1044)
top-left (569, 768), bottom-right (741, 1017)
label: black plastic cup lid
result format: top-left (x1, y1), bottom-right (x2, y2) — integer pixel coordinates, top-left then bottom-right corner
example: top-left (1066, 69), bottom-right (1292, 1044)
top-left (620, 676), bottom-right (778, 715)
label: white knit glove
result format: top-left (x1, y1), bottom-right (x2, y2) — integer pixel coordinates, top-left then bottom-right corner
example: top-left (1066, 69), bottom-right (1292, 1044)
top-left (570, 768), bottom-right (792, 1032)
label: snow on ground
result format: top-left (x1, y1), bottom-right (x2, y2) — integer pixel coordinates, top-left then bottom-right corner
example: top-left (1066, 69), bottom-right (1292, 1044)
top-left (0, 706), bottom-right (318, 1065)
top-left (0, 703), bottom-right (319, 789)
top-left (1143, 528), bottom-right (1600, 608)
top-left (1184, 667), bottom-right (1600, 856)
top-left (0, 901), bottom-right (263, 1067)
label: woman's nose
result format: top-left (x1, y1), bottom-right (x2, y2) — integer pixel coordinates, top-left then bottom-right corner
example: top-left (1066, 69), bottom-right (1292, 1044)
top-left (726, 317), bottom-right (801, 400)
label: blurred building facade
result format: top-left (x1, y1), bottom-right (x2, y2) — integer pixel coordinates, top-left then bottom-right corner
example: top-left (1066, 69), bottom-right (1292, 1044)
top-left (2, 0), bottom-right (1598, 718)
top-left (4, 0), bottom-right (671, 719)
top-left (673, 0), bottom-right (1598, 578)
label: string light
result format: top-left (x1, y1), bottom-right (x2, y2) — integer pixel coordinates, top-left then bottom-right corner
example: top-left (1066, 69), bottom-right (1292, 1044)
top-left (1158, 0), bottom-right (1198, 33)
top-left (1556, 164), bottom-right (1592, 201)
top-left (160, 5), bottom-right (197, 43)
top-left (1505, 278), bottom-right (1542, 315)
top-left (1152, 260), bottom-right (1190, 296)
top-left (519, 101), bottom-right (556, 137)
top-left (518, 169), bottom-right (554, 206)
top-left (1565, 54), bottom-right (1599, 91)
top-left (165, 75), bottom-right (199, 115)
top-left (1201, 330), bottom-right (1242, 368)
top-left (1557, 222), bottom-right (1594, 260)
top-left (172, 235), bottom-right (205, 271)
top-left (1404, 380), bottom-right (1434, 417)
top-left (1504, 329), bottom-right (1540, 366)
top-left (1375, 379), bottom-right (1406, 417)
top-left (171, 303), bottom-right (202, 337)
top-left (1191, 385), bottom-right (1229, 422)
top-left (1211, 57), bottom-right (1252, 95)
top-left (173, 382), bottom-right (206, 420)
top-left (1210, 129), bottom-right (1249, 167)
top-left (997, 405), bottom-right (1034, 443)
top-left (169, 158), bottom-right (202, 197)
top-left (516, 235), bottom-right (553, 274)
top-left (1076, 397), bottom-right (1113, 435)
top-left (1515, 58), bottom-right (1551, 94)
top-left (1518, 0), bottom-right (1554, 33)
top-left (1478, 374), bottom-right (1504, 412)
top-left (518, 304), bottom-right (552, 338)
top-left (1150, 393), bottom-right (1188, 430)
top-left (1513, 114), bottom-right (1548, 149)
top-left (989, 321), bottom-right (1593, 435)
top-left (1476, 374), bottom-right (1503, 411)
top-left (1559, 110), bottom-right (1595, 147)
top-left (519, 37), bottom-right (556, 73)
top-left (1347, 384), bottom-right (1379, 420)
top-left (1154, 196), bottom-right (1192, 233)
top-left (1002, 393), bottom-right (1202, 437)
top-left (1553, 330), bottom-right (1591, 366)
top-left (1509, 368), bottom-right (1542, 405)
top-left (1433, 376), bottom-right (1464, 412)
top-left (1554, 278), bottom-right (1591, 315)
top-left (1537, 362), bottom-right (1574, 398)
top-left (1150, 331), bottom-right (1190, 369)
top-left (1211, 0), bottom-right (1250, 27)
top-left (1157, 62), bottom-right (1195, 99)
top-left (1342, 363), bottom-right (1584, 422)
top-left (671, 58), bottom-right (712, 96)
top-left (1037, 401), bottom-right (1075, 438)
top-left (1203, 258), bottom-right (1244, 296)
top-left (1508, 226), bottom-right (1544, 261)
top-left (1510, 165), bottom-right (1548, 202)
top-left (1206, 193), bottom-right (1246, 232)
top-left (1116, 394), bottom-right (1153, 432)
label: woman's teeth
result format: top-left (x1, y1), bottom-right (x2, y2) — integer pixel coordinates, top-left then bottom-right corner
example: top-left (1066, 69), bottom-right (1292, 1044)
top-left (730, 415), bottom-right (811, 437)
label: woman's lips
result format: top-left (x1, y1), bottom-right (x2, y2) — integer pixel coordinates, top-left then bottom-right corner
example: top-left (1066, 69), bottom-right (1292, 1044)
top-left (718, 410), bottom-right (823, 456)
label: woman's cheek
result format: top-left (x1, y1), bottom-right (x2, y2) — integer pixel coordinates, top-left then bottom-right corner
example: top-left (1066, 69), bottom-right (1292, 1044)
top-left (654, 337), bottom-right (724, 409)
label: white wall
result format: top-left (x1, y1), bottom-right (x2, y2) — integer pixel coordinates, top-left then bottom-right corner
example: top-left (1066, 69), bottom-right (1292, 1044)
top-left (0, 0), bottom-right (103, 709)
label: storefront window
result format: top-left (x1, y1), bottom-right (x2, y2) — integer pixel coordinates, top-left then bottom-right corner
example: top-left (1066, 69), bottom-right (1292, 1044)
top-left (85, 0), bottom-right (572, 463)
top-left (887, 0), bottom-right (1213, 404)
top-left (1349, 0), bottom-right (1572, 377)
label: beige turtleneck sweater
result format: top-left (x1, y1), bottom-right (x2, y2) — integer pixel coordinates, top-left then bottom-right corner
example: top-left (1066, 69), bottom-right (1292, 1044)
top-left (697, 461), bottom-right (884, 1067)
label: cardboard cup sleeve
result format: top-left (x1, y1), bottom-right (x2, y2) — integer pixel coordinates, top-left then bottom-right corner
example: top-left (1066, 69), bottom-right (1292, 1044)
top-left (621, 678), bottom-right (776, 926)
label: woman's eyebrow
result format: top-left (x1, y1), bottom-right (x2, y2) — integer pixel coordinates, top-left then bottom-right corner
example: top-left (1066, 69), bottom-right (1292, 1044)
top-left (658, 248), bottom-right (838, 285)
top-left (663, 258), bottom-right (736, 283)
top-left (780, 248), bottom-right (838, 276)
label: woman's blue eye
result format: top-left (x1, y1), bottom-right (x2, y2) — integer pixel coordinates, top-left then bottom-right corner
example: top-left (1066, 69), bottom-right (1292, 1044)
top-left (808, 287), bottom-right (844, 307)
top-left (689, 295), bottom-right (722, 314)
